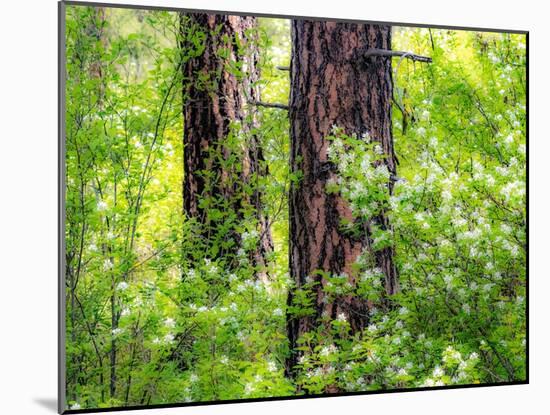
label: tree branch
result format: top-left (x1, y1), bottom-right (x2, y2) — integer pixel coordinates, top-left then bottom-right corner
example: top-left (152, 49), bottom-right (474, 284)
top-left (364, 48), bottom-right (432, 63)
top-left (276, 65), bottom-right (290, 71)
top-left (249, 100), bottom-right (289, 111)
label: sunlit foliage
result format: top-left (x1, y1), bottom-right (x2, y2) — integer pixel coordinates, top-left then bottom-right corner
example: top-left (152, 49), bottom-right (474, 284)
top-left (64, 6), bottom-right (526, 410)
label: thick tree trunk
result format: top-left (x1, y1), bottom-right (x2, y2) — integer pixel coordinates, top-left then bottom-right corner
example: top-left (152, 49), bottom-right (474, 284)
top-left (286, 21), bottom-right (398, 377)
top-left (181, 13), bottom-right (272, 274)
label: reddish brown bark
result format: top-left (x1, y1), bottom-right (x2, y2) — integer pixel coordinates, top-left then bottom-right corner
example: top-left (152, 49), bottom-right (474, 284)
top-left (286, 21), bottom-right (398, 377)
top-left (181, 13), bottom-right (272, 273)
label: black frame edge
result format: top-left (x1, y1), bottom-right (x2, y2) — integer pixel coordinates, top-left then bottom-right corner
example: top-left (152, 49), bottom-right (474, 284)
top-left (58, 1), bottom-right (67, 413)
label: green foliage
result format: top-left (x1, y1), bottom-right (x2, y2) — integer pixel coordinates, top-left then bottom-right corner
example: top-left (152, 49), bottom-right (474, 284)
top-left (64, 6), bottom-right (526, 411)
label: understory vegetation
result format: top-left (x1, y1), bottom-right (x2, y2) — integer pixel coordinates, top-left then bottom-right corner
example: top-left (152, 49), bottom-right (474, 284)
top-left (64, 5), bottom-right (526, 411)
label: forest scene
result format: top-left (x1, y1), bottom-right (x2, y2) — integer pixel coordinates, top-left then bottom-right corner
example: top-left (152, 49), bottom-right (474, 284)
top-left (63, 3), bottom-right (527, 411)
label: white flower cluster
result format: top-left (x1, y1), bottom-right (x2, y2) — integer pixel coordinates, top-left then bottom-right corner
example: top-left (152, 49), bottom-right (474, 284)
top-left (319, 344), bottom-right (338, 357)
top-left (241, 229), bottom-right (259, 250)
top-left (336, 312), bottom-right (348, 322)
top-left (326, 130), bottom-right (393, 221)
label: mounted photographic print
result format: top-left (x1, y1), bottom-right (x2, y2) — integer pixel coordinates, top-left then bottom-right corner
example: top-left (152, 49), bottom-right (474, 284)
top-left (59, 1), bottom-right (528, 412)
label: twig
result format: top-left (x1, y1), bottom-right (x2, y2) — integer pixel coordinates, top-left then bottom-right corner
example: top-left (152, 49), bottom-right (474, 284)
top-left (249, 100), bottom-right (289, 110)
top-left (364, 48), bottom-right (432, 63)
top-left (276, 65), bottom-right (290, 71)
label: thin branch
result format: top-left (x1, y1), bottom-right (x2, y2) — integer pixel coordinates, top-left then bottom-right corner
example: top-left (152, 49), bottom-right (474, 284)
top-left (276, 65), bottom-right (290, 71)
top-left (249, 100), bottom-right (289, 111)
top-left (126, 244), bottom-right (171, 274)
top-left (364, 48), bottom-right (433, 63)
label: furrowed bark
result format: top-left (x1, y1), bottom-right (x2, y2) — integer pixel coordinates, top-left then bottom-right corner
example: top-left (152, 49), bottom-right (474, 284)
top-left (180, 13), bottom-right (273, 273)
top-left (286, 21), bottom-right (399, 380)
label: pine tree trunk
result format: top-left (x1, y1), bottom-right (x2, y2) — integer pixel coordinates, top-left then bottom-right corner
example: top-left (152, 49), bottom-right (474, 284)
top-left (286, 21), bottom-right (398, 377)
top-left (181, 13), bottom-right (272, 275)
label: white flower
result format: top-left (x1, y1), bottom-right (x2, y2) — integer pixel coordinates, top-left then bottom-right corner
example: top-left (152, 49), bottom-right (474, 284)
top-left (452, 218), bottom-right (467, 227)
top-left (267, 361), bottom-right (277, 372)
top-left (164, 333), bottom-right (175, 343)
top-left (220, 356), bottom-right (229, 365)
top-left (273, 308), bottom-right (283, 317)
top-left (500, 223), bottom-right (512, 234)
top-left (112, 328), bottom-right (123, 336)
top-left (120, 307), bottom-right (131, 317)
top-left (517, 295), bottom-right (524, 304)
top-left (189, 373), bottom-right (198, 383)
top-left (97, 200), bottom-right (108, 211)
top-left (319, 344), bottom-right (337, 357)
top-left (244, 382), bottom-right (255, 395)
top-left (116, 281), bottom-right (129, 291)
top-left (336, 312), bottom-right (347, 322)
top-left (164, 318), bottom-right (175, 328)
top-left (152, 337), bottom-right (160, 344)
top-left (241, 229), bottom-right (259, 246)
top-left (397, 368), bottom-right (408, 376)
top-left (298, 355), bottom-right (307, 364)
top-left (433, 366), bottom-right (444, 377)
top-left (469, 352), bottom-right (479, 360)
top-left (103, 259), bottom-right (114, 271)
top-left (462, 303), bottom-right (471, 314)
top-left (106, 231), bottom-right (115, 240)
top-left (88, 243), bottom-right (98, 252)
top-left (367, 324), bottom-right (378, 333)
top-left (444, 346), bottom-right (462, 362)
top-left (70, 403), bottom-right (81, 410)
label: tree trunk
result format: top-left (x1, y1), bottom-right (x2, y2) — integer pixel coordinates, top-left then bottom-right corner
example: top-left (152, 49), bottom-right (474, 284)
top-left (286, 21), bottom-right (398, 377)
top-left (181, 13), bottom-right (272, 275)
